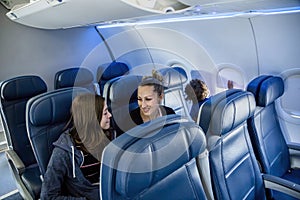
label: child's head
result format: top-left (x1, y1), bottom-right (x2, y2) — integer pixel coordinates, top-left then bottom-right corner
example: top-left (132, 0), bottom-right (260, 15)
top-left (185, 79), bottom-right (209, 103)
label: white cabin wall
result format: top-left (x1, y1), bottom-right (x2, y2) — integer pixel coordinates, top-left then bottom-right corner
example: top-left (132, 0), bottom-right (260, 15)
top-left (97, 16), bottom-right (259, 95)
top-left (250, 11), bottom-right (300, 145)
top-left (0, 5), bottom-right (112, 90)
top-left (134, 16), bottom-right (258, 94)
top-left (250, 11), bottom-right (300, 75)
top-left (97, 26), bottom-right (153, 71)
top-left (97, 11), bottom-right (300, 95)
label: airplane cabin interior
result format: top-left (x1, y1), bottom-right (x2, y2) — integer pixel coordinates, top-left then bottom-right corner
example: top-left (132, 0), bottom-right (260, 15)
top-left (0, 0), bottom-right (300, 199)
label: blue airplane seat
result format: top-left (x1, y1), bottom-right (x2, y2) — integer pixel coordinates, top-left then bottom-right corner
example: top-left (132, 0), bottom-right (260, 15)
top-left (158, 67), bottom-right (189, 117)
top-left (0, 75), bottom-right (47, 200)
top-left (173, 66), bottom-right (188, 79)
top-left (247, 75), bottom-right (300, 199)
top-left (54, 67), bottom-right (95, 92)
top-left (100, 114), bottom-right (210, 200)
top-left (201, 89), bottom-right (300, 199)
top-left (26, 87), bottom-right (90, 177)
top-left (197, 89), bottom-right (242, 133)
top-left (105, 74), bottom-right (143, 137)
top-left (204, 90), bottom-right (264, 199)
top-left (97, 61), bottom-right (129, 96)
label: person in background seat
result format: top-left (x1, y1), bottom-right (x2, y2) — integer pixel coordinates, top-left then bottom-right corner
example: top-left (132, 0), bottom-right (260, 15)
top-left (130, 69), bottom-right (175, 125)
top-left (41, 94), bottom-right (112, 200)
top-left (185, 79), bottom-right (233, 122)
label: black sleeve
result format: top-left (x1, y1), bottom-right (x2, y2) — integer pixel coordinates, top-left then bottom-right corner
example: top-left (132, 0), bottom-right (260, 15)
top-left (130, 107), bottom-right (144, 126)
top-left (161, 106), bottom-right (176, 115)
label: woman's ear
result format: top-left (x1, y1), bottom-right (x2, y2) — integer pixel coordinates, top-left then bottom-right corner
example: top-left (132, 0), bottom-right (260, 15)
top-left (159, 93), bottom-right (164, 102)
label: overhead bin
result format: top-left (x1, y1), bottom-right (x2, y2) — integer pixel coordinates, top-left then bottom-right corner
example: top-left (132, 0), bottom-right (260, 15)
top-left (4, 0), bottom-right (300, 29)
top-left (5, 0), bottom-right (191, 29)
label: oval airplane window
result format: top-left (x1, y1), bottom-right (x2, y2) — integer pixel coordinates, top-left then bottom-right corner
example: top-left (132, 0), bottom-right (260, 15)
top-left (216, 64), bottom-right (245, 94)
top-left (277, 69), bottom-right (300, 144)
top-left (280, 72), bottom-right (300, 117)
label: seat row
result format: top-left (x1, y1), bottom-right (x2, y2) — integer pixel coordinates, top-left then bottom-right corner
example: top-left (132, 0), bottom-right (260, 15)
top-left (0, 63), bottom-right (188, 200)
top-left (100, 76), bottom-right (300, 200)
top-left (199, 75), bottom-right (300, 199)
top-left (0, 62), bottom-right (128, 200)
top-left (54, 61), bottom-right (129, 95)
top-left (1, 71), bottom-right (299, 199)
top-left (198, 75), bottom-right (300, 198)
top-left (101, 74), bottom-right (300, 199)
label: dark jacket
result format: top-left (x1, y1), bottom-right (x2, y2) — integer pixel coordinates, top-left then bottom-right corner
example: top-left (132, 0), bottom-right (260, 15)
top-left (40, 132), bottom-right (100, 200)
top-left (130, 105), bottom-right (175, 126)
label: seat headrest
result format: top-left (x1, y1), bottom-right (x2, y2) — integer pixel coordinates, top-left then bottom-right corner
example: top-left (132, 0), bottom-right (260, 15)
top-left (103, 115), bottom-right (206, 198)
top-left (198, 89), bottom-right (243, 133)
top-left (98, 61), bottom-right (129, 81)
top-left (1, 75), bottom-right (47, 101)
top-left (209, 91), bottom-right (256, 136)
top-left (247, 75), bottom-right (284, 107)
top-left (55, 67), bottom-right (94, 89)
top-left (159, 67), bottom-right (188, 87)
top-left (27, 87), bottom-right (90, 126)
top-left (109, 75), bottom-right (142, 105)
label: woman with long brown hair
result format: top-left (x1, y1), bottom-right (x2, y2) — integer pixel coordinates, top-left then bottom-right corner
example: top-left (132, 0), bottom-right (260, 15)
top-left (41, 93), bottom-right (112, 200)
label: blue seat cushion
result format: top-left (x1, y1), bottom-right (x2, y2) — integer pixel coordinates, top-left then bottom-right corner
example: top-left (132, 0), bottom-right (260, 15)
top-left (21, 165), bottom-right (42, 199)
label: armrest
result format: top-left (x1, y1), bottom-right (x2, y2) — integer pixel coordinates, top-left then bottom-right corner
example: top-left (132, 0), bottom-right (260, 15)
top-left (263, 174), bottom-right (300, 199)
top-left (5, 149), bottom-right (25, 174)
top-left (288, 143), bottom-right (300, 151)
top-left (287, 143), bottom-right (300, 169)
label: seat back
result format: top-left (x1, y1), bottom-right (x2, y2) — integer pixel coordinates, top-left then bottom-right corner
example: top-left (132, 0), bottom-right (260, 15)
top-left (0, 75), bottom-right (47, 199)
top-left (201, 90), bottom-right (266, 200)
top-left (97, 61), bottom-right (129, 96)
top-left (246, 75), bottom-right (289, 177)
top-left (26, 87), bottom-right (90, 176)
top-left (106, 74), bottom-right (142, 136)
top-left (198, 89), bottom-right (242, 133)
top-left (100, 114), bottom-right (208, 200)
top-left (0, 75), bottom-right (47, 165)
top-left (54, 67), bottom-right (95, 92)
top-left (158, 67), bottom-right (189, 117)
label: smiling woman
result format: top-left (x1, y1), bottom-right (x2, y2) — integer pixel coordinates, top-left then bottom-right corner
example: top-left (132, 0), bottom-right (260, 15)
top-left (130, 70), bottom-right (175, 125)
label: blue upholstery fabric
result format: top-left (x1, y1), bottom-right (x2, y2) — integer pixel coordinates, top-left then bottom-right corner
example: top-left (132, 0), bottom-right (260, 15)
top-left (247, 75), bottom-right (284, 107)
top-left (97, 61), bottom-right (129, 95)
top-left (54, 67), bottom-right (94, 91)
top-left (247, 75), bottom-right (300, 199)
top-left (26, 87), bottom-right (90, 176)
top-left (0, 75), bottom-right (47, 199)
top-left (106, 75), bottom-right (142, 136)
top-left (101, 114), bottom-right (208, 200)
top-left (201, 90), bottom-right (267, 200)
top-left (158, 67), bottom-right (189, 117)
top-left (173, 66), bottom-right (188, 81)
top-left (198, 89), bottom-right (242, 134)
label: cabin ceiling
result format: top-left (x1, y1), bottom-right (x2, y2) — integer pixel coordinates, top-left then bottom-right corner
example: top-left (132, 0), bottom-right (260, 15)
top-left (1, 0), bottom-right (299, 29)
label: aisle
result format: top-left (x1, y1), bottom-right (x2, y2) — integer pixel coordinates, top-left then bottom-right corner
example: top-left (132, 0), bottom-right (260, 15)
top-left (0, 151), bottom-right (22, 200)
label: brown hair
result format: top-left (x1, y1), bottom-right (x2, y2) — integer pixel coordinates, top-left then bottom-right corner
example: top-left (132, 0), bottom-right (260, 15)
top-left (185, 79), bottom-right (209, 103)
top-left (67, 93), bottom-right (110, 160)
top-left (139, 69), bottom-right (164, 96)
